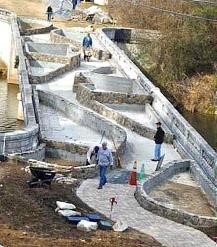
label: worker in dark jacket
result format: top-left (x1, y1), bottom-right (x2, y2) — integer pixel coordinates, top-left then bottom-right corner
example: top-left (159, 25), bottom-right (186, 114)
top-left (46, 6), bottom-right (53, 21)
top-left (151, 122), bottom-right (165, 161)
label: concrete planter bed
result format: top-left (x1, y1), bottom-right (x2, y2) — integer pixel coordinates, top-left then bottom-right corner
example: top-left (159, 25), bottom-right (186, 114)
top-left (26, 59), bottom-right (72, 84)
top-left (25, 42), bottom-right (81, 67)
top-left (135, 160), bottom-right (217, 234)
top-left (18, 16), bottom-right (53, 36)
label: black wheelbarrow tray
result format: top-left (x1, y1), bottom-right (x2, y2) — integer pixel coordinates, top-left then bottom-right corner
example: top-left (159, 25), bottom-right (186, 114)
top-left (28, 166), bottom-right (56, 188)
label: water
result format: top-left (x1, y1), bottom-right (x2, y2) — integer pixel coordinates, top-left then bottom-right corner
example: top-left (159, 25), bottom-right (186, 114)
top-left (0, 80), bottom-right (23, 133)
top-left (182, 111), bottom-right (217, 151)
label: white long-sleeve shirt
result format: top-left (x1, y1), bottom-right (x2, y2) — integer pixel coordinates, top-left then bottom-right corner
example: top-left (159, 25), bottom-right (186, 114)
top-left (87, 146), bottom-right (99, 163)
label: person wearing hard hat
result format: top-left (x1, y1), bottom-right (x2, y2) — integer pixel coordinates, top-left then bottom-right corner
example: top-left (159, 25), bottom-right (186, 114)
top-left (97, 142), bottom-right (113, 189)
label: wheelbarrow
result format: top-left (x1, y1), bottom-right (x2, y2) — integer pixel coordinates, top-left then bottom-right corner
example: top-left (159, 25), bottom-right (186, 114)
top-left (27, 166), bottom-right (56, 188)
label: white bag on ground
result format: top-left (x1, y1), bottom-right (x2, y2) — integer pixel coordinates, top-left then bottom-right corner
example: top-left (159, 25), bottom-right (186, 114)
top-left (77, 220), bottom-right (98, 232)
top-left (113, 220), bottom-right (128, 232)
top-left (56, 201), bottom-right (76, 210)
top-left (58, 209), bottom-right (81, 217)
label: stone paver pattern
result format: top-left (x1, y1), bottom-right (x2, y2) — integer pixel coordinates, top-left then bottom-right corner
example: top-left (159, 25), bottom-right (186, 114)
top-left (77, 178), bottom-right (216, 247)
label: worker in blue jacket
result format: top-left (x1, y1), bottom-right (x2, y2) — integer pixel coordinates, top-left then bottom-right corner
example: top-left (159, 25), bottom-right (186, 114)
top-left (82, 33), bottom-right (93, 61)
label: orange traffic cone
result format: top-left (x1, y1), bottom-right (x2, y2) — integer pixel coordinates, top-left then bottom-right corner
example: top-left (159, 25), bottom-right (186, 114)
top-left (129, 161), bottom-right (137, 186)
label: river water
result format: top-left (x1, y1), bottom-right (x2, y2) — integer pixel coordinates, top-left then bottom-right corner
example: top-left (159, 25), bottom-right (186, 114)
top-left (0, 80), bottom-right (23, 133)
top-left (182, 111), bottom-right (217, 151)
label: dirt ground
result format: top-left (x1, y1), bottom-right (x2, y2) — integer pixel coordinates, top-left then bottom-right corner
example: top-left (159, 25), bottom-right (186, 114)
top-left (150, 181), bottom-right (216, 217)
top-left (0, 163), bottom-right (161, 247)
top-left (0, 0), bottom-right (104, 28)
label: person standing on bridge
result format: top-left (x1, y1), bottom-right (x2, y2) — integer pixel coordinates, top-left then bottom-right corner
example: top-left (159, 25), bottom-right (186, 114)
top-left (151, 122), bottom-right (165, 161)
top-left (97, 142), bottom-right (113, 189)
top-left (46, 6), bottom-right (53, 22)
top-left (82, 33), bottom-right (93, 62)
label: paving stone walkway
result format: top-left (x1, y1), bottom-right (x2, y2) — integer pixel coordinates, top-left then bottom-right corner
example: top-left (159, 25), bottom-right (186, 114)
top-left (77, 177), bottom-right (216, 247)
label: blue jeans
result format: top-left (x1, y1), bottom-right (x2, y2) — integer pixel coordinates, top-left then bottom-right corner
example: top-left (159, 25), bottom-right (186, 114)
top-left (47, 13), bottom-right (52, 21)
top-left (99, 165), bottom-right (107, 188)
top-left (154, 144), bottom-right (162, 160)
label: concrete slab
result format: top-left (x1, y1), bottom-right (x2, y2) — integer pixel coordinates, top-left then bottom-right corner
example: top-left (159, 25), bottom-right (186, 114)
top-left (39, 104), bottom-right (113, 148)
top-left (123, 128), bottom-right (181, 175)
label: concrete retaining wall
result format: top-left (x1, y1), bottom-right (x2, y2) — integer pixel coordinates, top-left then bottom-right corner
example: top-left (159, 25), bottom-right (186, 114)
top-left (44, 139), bottom-right (88, 162)
top-left (8, 143), bottom-right (46, 161)
top-left (135, 160), bottom-right (217, 234)
top-left (26, 59), bottom-right (77, 84)
top-left (25, 42), bottom-right (81, 66)
top-left (0, 9), bottom-right (39, 154)
top-left (96, 27), bottom-right (217, 195)
top-left (17, 16), bottom-right (53, 36)
top-left (74, 73), bottom-right (152, 105)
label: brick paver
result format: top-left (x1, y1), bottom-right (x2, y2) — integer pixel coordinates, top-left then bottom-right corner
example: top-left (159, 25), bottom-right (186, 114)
top-left (77, 178), bottom-right (216, 247)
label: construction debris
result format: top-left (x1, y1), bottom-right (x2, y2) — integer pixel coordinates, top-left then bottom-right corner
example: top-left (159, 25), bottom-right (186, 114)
top-left (82, 6), bottom-right (113, 24)
top-left (113, 220), bottom-right (128, 232)
top-left (77, 220), bottom-right (98, 232)
top-left (56, 201), bottom-right (76, 210)
top-left (58, 209), bottom-right (81, 217)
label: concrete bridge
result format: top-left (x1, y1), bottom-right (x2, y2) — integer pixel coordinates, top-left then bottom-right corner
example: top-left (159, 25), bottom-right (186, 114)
top-left (0, 7), bottom-right (216, 246)
top-left (0, 8), bottom-right (216, 203)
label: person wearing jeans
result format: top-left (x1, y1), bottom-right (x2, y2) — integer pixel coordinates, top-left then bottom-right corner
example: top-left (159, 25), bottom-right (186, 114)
top-left (46, 6), bottom-right (53, 21)
top-left (97, 142), bottom-right (113, 189)
top-left (151, 122), bottom-right (165, 161)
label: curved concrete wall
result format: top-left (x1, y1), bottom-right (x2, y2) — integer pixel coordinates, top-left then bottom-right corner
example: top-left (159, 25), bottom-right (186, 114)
top-left (135, 160), bottom-right (217, 234)
top-left (96, 27), bottom-right (217, 206)
top-left (0, 9), bottom-right (39, 154)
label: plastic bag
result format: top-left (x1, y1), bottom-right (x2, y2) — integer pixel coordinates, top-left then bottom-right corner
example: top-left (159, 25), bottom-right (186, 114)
top-left (58, 210), bottom-right (81, 217)
top-left (112, 220), bottom-right (128, 232)
top-left (77, 220), bottom-right (98, 232)
top-left (56, 201), bottom-right (76, 210)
